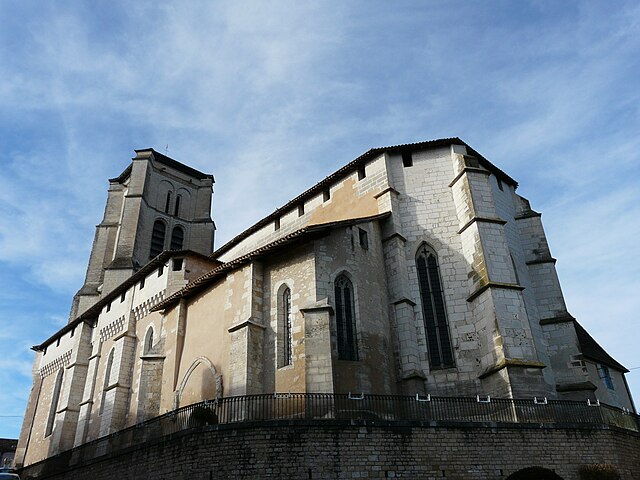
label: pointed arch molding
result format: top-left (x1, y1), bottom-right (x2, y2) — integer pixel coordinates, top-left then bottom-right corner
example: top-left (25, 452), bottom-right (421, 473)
top-left (174, 356), bottom-right (222, 408)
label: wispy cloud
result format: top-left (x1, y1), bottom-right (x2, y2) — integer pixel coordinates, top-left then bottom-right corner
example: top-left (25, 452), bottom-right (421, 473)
top-left (1, 0), bottom-right (639, 437)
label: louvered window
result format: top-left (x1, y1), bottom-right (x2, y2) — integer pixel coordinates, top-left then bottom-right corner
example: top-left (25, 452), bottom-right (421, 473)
top-left (335, 275), bottom-right (358, 360)
top-left (150, 220), bottom-right (166, 259)
top-left (416, 246), bottom-right (454, 368)
top-left (170, 226), bottom-right (184, 250)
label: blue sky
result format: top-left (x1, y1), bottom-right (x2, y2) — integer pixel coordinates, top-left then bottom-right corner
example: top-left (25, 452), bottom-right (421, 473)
top-left (1, 1), bottom-right (639, 438)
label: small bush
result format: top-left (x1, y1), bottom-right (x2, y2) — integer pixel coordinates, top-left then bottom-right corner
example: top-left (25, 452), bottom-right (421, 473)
top-left (189, 406), bottom-right (218, 426)
top-left (578, 464), bottom-right (620, 480)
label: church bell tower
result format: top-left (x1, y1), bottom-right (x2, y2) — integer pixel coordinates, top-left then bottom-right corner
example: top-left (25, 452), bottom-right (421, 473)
top-left (69, 148), bottom-right (215, 321)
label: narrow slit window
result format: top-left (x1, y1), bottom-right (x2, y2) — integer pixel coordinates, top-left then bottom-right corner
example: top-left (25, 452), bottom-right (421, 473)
top-left (158, 265), bottom-right (164, 277)
top-left (358, 166), bottom-right (366, 180)
top-left (280, 287), bottom-right (293, 367)
top-left (335, 275), bottom-right (358, 361)
top-left (402, 151), bottom-right (413, 167)
top-left (172, 258), bottom-right (183, 271)
top-left (416, 245), bottom-right (454, 368)
top-left (120, 292), bottom-right (126, 303)
top-left (497, 177), bottom-right (504, 191)
top-left (298, 204), bottom-right (305, 217)
top-left (164, 191), bottom-right (172, 213)
top-left (358, 228), bottom-right (368, 250)
top-left (174, 195), bottom-right (181, 217)
top-left (144, 328), bottom-right (154, 354)
top-left (274, 217), bottom-right (281, 231)
top-left (323, 189), bottom-right (330, 202)
top-left (139, 277), bottom-right (145, 289)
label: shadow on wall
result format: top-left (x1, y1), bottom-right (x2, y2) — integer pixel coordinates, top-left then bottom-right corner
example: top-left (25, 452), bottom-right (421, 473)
top-left (506, 467), bottom-right (564, 480)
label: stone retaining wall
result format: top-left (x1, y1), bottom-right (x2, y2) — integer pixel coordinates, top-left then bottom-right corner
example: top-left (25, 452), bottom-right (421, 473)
top-left (20, 421), bottom-right (640, 480)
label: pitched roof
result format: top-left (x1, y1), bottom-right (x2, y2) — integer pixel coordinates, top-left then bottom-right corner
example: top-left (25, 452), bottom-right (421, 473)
top-left (152, 212), bottom-right (391, 313)
top-left (109, 148), bottom-right (214, 183)
top-left (212, 137), bottom-right (516, 258)
top-left (574, 321), bottom-right (628, 372)
top-left (33, 251), bottom-right (219, 351)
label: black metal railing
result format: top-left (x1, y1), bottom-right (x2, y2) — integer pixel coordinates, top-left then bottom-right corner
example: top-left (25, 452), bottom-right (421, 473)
top-left (40, 394), bottom-right (640, 469)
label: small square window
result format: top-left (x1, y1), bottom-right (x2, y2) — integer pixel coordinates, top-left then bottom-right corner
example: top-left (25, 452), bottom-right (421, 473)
top-left (139, 277), bottom-right (145, 289)
top-left (120, 292), bottom-right (126, 302)
top-left (497, 177), bottom-right (504, 191)
top-left (172, 258), bottom-right (183, 271)
top-left (357, 166), bottom-right (366, 180)
top-left (358, 228), bottom-right (368, 250)
top-left (323, 189), bottom-right (330, 202)
top-left (158, 265), bottom-right (164, 277)
top-left (298, 204), bottom-right (305, 217)
top-left (402, 151), bottom-right (413, 167)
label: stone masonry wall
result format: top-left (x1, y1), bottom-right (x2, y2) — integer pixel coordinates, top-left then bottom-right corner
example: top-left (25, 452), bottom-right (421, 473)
top-left (19, 422), bottom-right (640, 480)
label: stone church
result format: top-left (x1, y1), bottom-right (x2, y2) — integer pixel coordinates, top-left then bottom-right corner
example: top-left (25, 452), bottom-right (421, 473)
top-left (14, 138), bottom-right (634, 468)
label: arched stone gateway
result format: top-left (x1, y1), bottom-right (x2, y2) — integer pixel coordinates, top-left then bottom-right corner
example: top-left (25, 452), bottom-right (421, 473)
top-left (507, 467), bottom-right (564, 480)
top-left (174, 356), bottom-right (223, 408)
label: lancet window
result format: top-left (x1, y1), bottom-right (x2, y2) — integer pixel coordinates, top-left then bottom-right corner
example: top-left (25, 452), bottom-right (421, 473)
top-left (335, 275), bottom-right (358, 361)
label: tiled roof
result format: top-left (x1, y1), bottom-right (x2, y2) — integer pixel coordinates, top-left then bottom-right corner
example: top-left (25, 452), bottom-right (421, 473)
top-left (574, 321), bottom-right (628, 372)
top-left (151, 213), bottom-right (391, 313)
top-left (212, 137), bottom-right (516, 258)
top-left (33, 250), bottom-right (219, 351)
top-left (109, 148), bottom-right (214, 183)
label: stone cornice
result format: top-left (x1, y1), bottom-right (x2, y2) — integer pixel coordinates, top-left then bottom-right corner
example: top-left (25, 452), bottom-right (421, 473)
top-left (526, 257), bottom-right (557, 266)
top-left (300, 300), bottom-right (335, 316)
top-left (448, 167), bottom-right (491, 188)
top-left (228, 319), bottom-right (266, 333)
top-left (392, 297), bottom-right (417, 307)
top-left (467, 282), bottom-right (524, 302)
top-left (478, 358), bottom-right (546, 379)
top-left (373, 186), bottom-right (400, 199)
top-left (539, 312), bottom-right (576, 326)
top-left (514, 210), bottom-right (542, 220)
top-left (382, 232), bottom-right (407, 243)
top-left (458, 216), bottom-right (507, 235)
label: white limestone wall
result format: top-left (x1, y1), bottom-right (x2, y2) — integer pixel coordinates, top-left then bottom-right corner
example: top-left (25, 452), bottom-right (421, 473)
top-left (385, 146), bottom-right (481, 395)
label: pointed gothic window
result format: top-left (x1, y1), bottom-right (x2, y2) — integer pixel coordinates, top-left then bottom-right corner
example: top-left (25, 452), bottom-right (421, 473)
top-left (416, 245), bottom-right (454, 368)
top-left (144, 328), bottom-right (154, 354)
top-left (45, 369), bottom-right (64, 437)
top-left (150, 220), bottom-right (166, 259)
top-left (279, 287), bottom-right (293, 367)
top-left (335, 275), bottom-right (358, 360)
top-left (170, 226), bottom-right (184, 250)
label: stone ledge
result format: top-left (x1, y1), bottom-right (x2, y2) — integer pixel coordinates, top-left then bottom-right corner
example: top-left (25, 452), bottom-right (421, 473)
top-left (382, 232), bottom-right (407, 243)
top-left (373, 186), bottom-right (400, 199)
top-left (66, 361), bottom-right (89, 370)
top-left (78, 399), bottom-right (94, 407)
top-left (458, 216), bottom-right (507, 235)
top-left (525, 257), bottom-right (557, 266)
top-left (392, 297), bottom-right (416, 307)
top-left (467, 282), bottom-right (524, 302)
top-left (539, 312), bottom-right (576, 326)
top-left (300, 300), bottom-right (335, 316)
top-left (448, 167), bottom-right (491, 188)
top-left (514, 210), bottom-right (542, 220)
top-left (400, 369), bottom-right (426, 380)
top-left (105, 382), bottom-right (131, 392)
top-left (478, 358), bottom-right (546, 379)
top-left (140, 354), bottom-right (166, 361)
top-left (556, 381), bottom-right (597, 392)
top-left (228, 319), bottom-right (266, 333)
